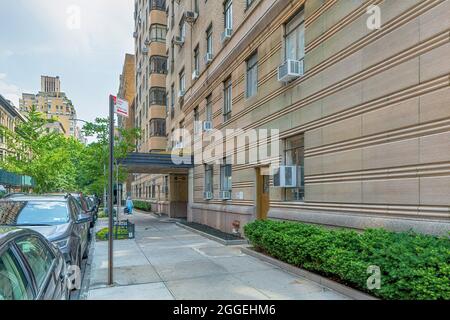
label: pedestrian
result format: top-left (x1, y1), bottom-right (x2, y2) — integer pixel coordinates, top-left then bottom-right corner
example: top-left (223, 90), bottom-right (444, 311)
top-left (126, 196), bottom-right (134, 215)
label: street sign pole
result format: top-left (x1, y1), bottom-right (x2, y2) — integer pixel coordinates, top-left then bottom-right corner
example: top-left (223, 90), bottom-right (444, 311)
top-left (108, 95), bottom-right (115, 286)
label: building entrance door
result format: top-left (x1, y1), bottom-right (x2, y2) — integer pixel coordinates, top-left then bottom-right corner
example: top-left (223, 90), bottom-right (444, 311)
top-left (257, 167), bottom-right (270, 220)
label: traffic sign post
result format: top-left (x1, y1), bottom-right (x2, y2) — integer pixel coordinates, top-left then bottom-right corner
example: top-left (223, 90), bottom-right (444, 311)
top-left (108, 95), bottom-right (115, 286)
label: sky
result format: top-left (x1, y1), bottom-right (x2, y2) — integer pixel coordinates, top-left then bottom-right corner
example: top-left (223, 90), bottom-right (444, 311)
top-left (0, 0), bottom-right (135, 126)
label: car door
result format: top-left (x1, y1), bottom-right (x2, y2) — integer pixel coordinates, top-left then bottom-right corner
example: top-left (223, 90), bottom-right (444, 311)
top-left (69, 199), bottom-right (88, 255)
top-left (0, 244), bottom-right (34, 300)
top-left (14, 236), bottom-right (58, 300)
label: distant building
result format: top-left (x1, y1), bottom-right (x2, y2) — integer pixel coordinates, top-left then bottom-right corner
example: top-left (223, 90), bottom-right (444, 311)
top-left (45, 121), bottom-right (66, 135)
top-left (117, 53), bottom-right (136, 197)
top-left (19, 76), bottom-right (77, 139)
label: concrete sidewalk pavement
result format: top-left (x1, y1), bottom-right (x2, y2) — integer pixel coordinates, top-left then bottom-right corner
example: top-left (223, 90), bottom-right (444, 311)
top-left (86, 212), bottom-right (349, 300)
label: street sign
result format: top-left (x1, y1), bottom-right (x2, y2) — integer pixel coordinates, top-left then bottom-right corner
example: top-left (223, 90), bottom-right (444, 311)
top-left (113, 96), bottom-right (129, 118)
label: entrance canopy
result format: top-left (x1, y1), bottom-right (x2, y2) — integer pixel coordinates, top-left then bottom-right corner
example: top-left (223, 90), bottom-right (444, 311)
top-left (118, 152), bottom-right (194, 174)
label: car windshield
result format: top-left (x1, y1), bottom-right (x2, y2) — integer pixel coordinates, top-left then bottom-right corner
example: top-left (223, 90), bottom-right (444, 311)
top-left (0, 201), bottom-right (69, 226)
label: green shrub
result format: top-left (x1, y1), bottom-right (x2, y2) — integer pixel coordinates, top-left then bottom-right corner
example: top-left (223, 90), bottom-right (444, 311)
top-left (244, 220), bottom-right (450, 300)
top-left (96, 227), bottom-right (128, 241)
top-left (133, 200), bottom-right (152, 212)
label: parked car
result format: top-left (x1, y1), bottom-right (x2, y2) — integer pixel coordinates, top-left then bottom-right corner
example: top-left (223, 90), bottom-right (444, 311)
top-left (0, 227), bottom-right (69, 300)
top-left (72, 193), bottom-right (97, 227)
top-left (0, 195), bottom-right (91, 268)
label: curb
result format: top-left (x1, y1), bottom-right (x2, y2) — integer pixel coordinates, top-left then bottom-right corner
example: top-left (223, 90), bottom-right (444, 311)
top-left (77, 230), bottom-right (96, 300)
top-left (240, 246), bottom-right (378, 301)
top-left (176, 222), bottom-right (249, 246)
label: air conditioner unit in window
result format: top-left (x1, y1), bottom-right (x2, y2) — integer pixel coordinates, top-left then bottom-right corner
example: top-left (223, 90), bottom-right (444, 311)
top-left (173, 36), bottom-right (185, 46)
top-left (142, 46), bottom-right (149, 54)
top-left (204, 53), bottom-right (213, 65)
top-left (277, 59), bottom-right (304, 83)
top-left (273, 166), bottom-right (304, 188)
top-left (178, 90), bottom-right (185, 98)
top-left (203, 121), bottom-right (213, 131)
top-left (184, 11), bottom-right (198, 24)
top-left (203, 191), bottom-right (213, 200)
top-left (221, 28), bottom-right (233, 44)
top-left (144, 37), bottom-right (150, 45)
top-left (133, 31), bottom-right (138, 39)
top-left (192, 70), bottom-right (199, 80)
top-left (219, 190), bottom-right (232, 200)
top-left (174, 141), bottom-right (184, 149)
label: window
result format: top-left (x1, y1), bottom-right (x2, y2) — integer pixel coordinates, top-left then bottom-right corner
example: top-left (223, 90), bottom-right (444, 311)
top-left (194, 0), bottom-right (199, 13)
top-left (179, 69), bottom-right (186, 93)
top-left (206, 95), bottom-right (213, 122)
top-left (246, 0), bottom-right (255, 9)
top-left (206, 25), bottom-right (213, 55)
top-left (246, 52), bottom-right (258, 98)
top-left (284, 134), bottom-right (305, 201)
top-left (285, 10), bottom-right (305, 61)
top-left (223, 77), bottom-right (232, 121)
top-left (164, 176), bottom-right (169, 199)
top-left (170, 43), bottom-right (175, 73)
top-left (179, 19), bottom-right (186, 40)
top-left (149, 24), bottom-right (167, 42)
top-left (220, 159), bottom-right (232, 191)
top-left (149, 118), bottom-right (166, 137)
top-left (204, 164), bottom-right (213, 193)
top-left (194, 107), bottom-right (200, 134)
top-left (170, 84), bottom-right (175, 118)
top-left (150, 0), bottom-right (166, 11)
top-left (0, 249), bottom-right (33, 300)
top-left (15, 237), bottom-right (54, 289)
top-left (149, 56), bottom-right (167, 74)
top-left (149, 87), bottom-right (167, 105)
top-left (193, 45), bottom-right (200, 74)
top-left (224, 0), bottom-right (233, 30)
top-left (171, 0), bottom-right (175, 29)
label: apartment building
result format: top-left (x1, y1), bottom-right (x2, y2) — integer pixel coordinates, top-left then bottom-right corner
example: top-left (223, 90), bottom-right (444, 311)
top-left (0, 94), bottom-right (34, 191)
top-left (20, 76), bottom-right (78, 139)
top-left (165, 0), bottom-right (450, 235)
top-left (133, 0), bottom-right (178, 215)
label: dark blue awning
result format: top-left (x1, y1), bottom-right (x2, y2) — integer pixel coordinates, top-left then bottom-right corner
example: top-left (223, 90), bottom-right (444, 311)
top-left (118, 152), bottom-right (193, 174)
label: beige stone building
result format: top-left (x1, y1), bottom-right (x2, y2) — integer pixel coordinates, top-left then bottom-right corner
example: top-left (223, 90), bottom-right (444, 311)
top-left (20, 76), bottom-right (78, 139)
top-left (132, 0), bottom-right (181, 216)
top-left (163, 0), bottom-right (450, 235)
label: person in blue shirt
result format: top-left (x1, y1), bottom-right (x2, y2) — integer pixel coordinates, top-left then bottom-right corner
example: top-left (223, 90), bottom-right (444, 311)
top-left (125, 196), bottom-right (134, 215)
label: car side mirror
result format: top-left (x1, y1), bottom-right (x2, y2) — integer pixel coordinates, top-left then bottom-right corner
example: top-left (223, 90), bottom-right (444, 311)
top-left (77, 214), bottom-right (92, 224)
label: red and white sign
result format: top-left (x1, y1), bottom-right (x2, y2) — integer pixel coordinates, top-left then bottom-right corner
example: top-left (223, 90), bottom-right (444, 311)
top-left (113, 96), bottom-right (129, 118)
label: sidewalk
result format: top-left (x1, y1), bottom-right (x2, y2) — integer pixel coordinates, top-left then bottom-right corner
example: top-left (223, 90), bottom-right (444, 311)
top-left (86, 211), bottom-right (349, 300)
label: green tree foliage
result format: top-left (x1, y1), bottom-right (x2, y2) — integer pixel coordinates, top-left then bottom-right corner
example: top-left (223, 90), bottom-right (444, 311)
top-left (0, 108), bottom-right (139, 195)
top-left (0, 108), bottom-right (83, 193)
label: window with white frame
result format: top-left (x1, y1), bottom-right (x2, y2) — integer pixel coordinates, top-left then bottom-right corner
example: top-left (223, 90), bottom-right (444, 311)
top-left (220, 159), bottom-right (232, 191)
top-left (206, 94), bottom-right (213, 122)
top-left (285, 10), bottom-right (305, 61)
top-left (223, 77), bottom-right (232, 121)
top-left (284, 134), bottom-right (305, 201)
top-left (224, 0), bottom-right (233, 30)
top-left (204, 164), bottom-right (213, 193)
top-left (193, 45), bottom-right (200, 74)
top-left (246, 52), bottom-right (258, 98)
top-left (179, 69), bottom-right (185, 93)
top-left (206, 25), bottom-right (213, 55)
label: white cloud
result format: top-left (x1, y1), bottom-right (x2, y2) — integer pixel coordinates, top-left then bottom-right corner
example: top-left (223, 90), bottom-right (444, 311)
top-left (0, 73), bottom-right (26, 107)
top-left (22, 0), bottom-right (134, 56)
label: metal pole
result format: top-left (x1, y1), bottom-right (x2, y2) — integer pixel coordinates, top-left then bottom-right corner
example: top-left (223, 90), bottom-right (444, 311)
top-left (116, 162), bottom-right (120, 221)
top-left (108, 95), bottom-right (115, 286)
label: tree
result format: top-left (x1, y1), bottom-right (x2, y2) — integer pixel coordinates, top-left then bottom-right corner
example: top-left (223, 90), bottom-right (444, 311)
top-left (0, 107), bottom-right (83, 193)
top-left (77, 117), bottom-right (140, 196)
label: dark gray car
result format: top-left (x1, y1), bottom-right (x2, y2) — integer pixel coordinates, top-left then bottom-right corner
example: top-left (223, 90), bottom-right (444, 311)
top-left (0, 227), bottom-right (69, 300)
top-left (0, 195), bottom-right (91, 268)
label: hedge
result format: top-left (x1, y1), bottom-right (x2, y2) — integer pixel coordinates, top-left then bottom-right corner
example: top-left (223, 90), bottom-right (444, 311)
top-left (133, 200), bottom-right (152, 212)
top-left (244, 220), bottom-right (450, 300)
